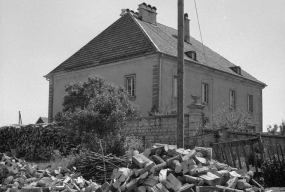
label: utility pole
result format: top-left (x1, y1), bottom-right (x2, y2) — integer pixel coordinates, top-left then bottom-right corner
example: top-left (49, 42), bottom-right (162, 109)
top-left (18, 111), bottom-right (22, 124)
top-left (177, 0), bottom-right (184, 148)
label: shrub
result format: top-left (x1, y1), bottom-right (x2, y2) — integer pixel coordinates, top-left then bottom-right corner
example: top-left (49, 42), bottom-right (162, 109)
top-left (267, 120), bottom-right (285, 135)
top-left (204, 106), bottom-right (259, 132)
top-left (55, 76), bottom-right (141, 152)
top-left (261, 156), bottom-right (285, 187)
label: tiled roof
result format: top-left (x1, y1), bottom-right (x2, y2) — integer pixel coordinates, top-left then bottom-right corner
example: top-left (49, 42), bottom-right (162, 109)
top-left (134, 16), bottom-right (265, 86)
top-left (46, 13), bottom-right (157, 75)
top-left (46, 13), bottom-right (265, 86)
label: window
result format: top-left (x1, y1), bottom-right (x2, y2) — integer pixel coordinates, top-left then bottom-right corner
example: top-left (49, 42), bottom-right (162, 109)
top-left (202, 83), bottom-right (209, 103)
top-left (173, 76), bottom-right (177, 98)
top-left (229, 90), bottom-right (236, 109)
top-left (248, 94), bottom-right (253, 112)
top-left (125, 75), bottom-right (135, 97)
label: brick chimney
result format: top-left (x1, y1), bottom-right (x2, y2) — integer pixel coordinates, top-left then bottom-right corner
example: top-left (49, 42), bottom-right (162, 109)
top-left (184, 13), bottom-right (190, 44)
top-left (138, 3), bottom-right (157, 25)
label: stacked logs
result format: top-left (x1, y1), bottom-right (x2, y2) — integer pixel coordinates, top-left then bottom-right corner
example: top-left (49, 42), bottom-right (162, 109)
top-left (109, 143), bottom-right (264, 192)
top-left (0, 124), bottom-right (80, 159)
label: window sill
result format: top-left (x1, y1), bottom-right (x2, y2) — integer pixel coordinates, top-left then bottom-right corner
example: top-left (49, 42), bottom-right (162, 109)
top-left (129, 96), bottom-right (136, 101)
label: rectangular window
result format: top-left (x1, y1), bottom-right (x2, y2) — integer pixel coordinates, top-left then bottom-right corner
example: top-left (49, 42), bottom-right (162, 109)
top-left (248, 94), bottom-right (253, 112)
top-left (202, 83), bottom-right (209, 103)
top-left (173, 76), bottom-right (177, 98)
top-left (229, 90), bottom-right (236, 109)
top-left (125, 75), bottom-right (135, 97)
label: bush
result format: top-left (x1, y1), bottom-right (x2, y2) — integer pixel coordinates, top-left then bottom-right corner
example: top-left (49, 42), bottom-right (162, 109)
top-left (55, 76), bottom-right (141, 152)
top-left (204, 106), bottom-right (259, 132)
top-left (261, 156), bottom-right (285, 187)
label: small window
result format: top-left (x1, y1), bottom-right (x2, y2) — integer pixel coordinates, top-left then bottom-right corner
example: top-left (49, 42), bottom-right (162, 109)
top-left (248, 94), bottom-right (253, 112)
top-left (229, 90), bottom-right (236, 109)
top-left (125, 75), bottom-right (136, 97)
top-left (185, 51), bottom-right (197, 61)
top-left (202, 83), bottom-right (209, 103)
top-left (173, 76), bottom-right (177, 98)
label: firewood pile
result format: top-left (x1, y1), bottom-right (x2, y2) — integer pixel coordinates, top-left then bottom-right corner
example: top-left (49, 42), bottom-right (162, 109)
top-left (0, 152), bottom-right (117, 192)
top-left (0, 124), bottom-right (80, 160)
top-left (109, 143), bottom-right (264, 192)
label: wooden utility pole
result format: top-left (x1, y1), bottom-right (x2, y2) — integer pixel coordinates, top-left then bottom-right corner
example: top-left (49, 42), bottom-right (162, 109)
top-left (177, 0), bottom-right (184, 148)
top-left (18, 111), bottom-right (22, 124)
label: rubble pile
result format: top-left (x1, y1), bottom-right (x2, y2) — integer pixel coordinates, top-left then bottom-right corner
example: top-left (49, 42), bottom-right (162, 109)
top-left (110, 144), bottom-right (264, 192)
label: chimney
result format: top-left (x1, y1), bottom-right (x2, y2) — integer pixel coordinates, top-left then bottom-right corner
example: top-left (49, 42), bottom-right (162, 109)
top-left (137, 3), bottom-right (157, 25)
top-left (184, 13), bottom-right (190, 43)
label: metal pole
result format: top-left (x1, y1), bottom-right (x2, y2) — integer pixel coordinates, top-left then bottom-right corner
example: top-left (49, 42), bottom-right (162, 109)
top-left (177, 0), bottom-right (184, 148)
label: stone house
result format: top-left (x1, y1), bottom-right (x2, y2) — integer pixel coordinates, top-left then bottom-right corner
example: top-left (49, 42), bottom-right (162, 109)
top-left (45, 3), bottom-right (266, 131)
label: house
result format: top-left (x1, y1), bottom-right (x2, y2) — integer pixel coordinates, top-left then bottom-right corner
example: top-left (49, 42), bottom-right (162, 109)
top-left (35, 117), bottom-right (48, 124)
top-left (45, 3), bottom-right (266, 131)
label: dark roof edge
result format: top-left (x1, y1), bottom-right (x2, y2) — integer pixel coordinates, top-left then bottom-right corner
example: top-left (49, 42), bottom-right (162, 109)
top-left (160, 51), bottom-right (267, 88)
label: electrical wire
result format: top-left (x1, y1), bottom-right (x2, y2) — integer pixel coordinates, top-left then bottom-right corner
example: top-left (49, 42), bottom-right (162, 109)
top-left (193, 0), bottom-right (208, 64)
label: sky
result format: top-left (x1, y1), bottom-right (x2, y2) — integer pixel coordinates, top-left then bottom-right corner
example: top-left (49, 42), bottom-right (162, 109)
top-left (1, 0), bottom-right (285, 131)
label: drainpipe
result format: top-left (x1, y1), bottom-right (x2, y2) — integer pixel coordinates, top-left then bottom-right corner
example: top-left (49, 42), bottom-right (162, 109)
top-left (159, 54), bottom-right (162, 109)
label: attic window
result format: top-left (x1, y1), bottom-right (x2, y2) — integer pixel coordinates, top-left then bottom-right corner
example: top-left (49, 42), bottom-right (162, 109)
top-left (230, 66), bottom-right (242, 75)
top-left (185, 51), bottom-right (197, 61)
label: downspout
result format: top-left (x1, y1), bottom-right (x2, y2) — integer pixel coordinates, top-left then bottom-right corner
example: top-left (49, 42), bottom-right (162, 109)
top-left (159, 54), bottom-right (162, 109)
top-left (211, 78), bottom-right (214, 123)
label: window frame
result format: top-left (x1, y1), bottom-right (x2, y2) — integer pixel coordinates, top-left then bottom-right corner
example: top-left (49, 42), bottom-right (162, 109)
top-left (125, 74), bottom-right (136, 98)
top-left (229, 89), bottom-right (236, 109)
top-left (248, 94), bottom-right (253, 113)
top-left (201, 83), bottom-right (209, 104)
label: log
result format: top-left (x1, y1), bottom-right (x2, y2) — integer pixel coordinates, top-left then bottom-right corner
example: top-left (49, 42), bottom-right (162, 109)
top-left (193, 157), bottom-right (208, 166)
top-left (138, 186), bottom-right (146, 192)
top-left (158, 169), bottom-right (167, 184)
top-left (143, 177), bottom-right (159, 187)
top-left (155, 183), bottom-right (169, 192)
top-left (178, 184), bottom-right (195, 192)
top-left (189, 166), bottom-right (209, 176)
top-left (226, 177), bottom-right (238, 189)
top-left (216, 185), bottom-right (244, 192)
top-left (152, 155), bottom-right (165, 165)
top-left (126, 178), bottom-right (140, 191)
top-left (213, 170), bottom-right (230, 186)
top-left (199, 172), bottom-right (221, 186)
top-left (172, 160), bottom-right (182, 173)
top-left (150, 146), bottom-right (165, 156)
top-left (183, 175), bottom-right (204, 186)
top-left (236, 179), bottom-right (252, 190)
top-left (167, 173), bottom-right (182, 191)
top-left (138, 162), bottom-right (155, 177)
top-left (182, 150), bottom-right (196, 162)
top-left (132, 154), bottom-right (152, 168)
top-left (21, 186), bottom-right (43, 192)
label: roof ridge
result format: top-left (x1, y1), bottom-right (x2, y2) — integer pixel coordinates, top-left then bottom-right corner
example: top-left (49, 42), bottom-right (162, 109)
top-left (128, 13), bottom-right (159, 52)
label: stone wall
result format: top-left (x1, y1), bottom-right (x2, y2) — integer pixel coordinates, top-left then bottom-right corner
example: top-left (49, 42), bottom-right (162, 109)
top-left (124, 115), bottom-right (192, 148)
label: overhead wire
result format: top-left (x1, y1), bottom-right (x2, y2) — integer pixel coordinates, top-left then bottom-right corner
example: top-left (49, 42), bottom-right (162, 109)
top-left (193, 0), bottom-right (208, 64)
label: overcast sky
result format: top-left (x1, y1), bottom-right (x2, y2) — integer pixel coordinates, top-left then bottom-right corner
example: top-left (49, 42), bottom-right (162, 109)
top-left (1, 0), bottom-right (285, 131)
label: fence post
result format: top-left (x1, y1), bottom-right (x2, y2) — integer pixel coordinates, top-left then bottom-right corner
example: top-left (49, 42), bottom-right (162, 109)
top-left (223, 128), bottom-right (229, 142)
top-left (257, 132), bottom-right (264, 165)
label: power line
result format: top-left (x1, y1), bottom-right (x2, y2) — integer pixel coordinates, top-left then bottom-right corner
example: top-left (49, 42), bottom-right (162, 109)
top-left (193, 0), bottom-right (208, 64)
